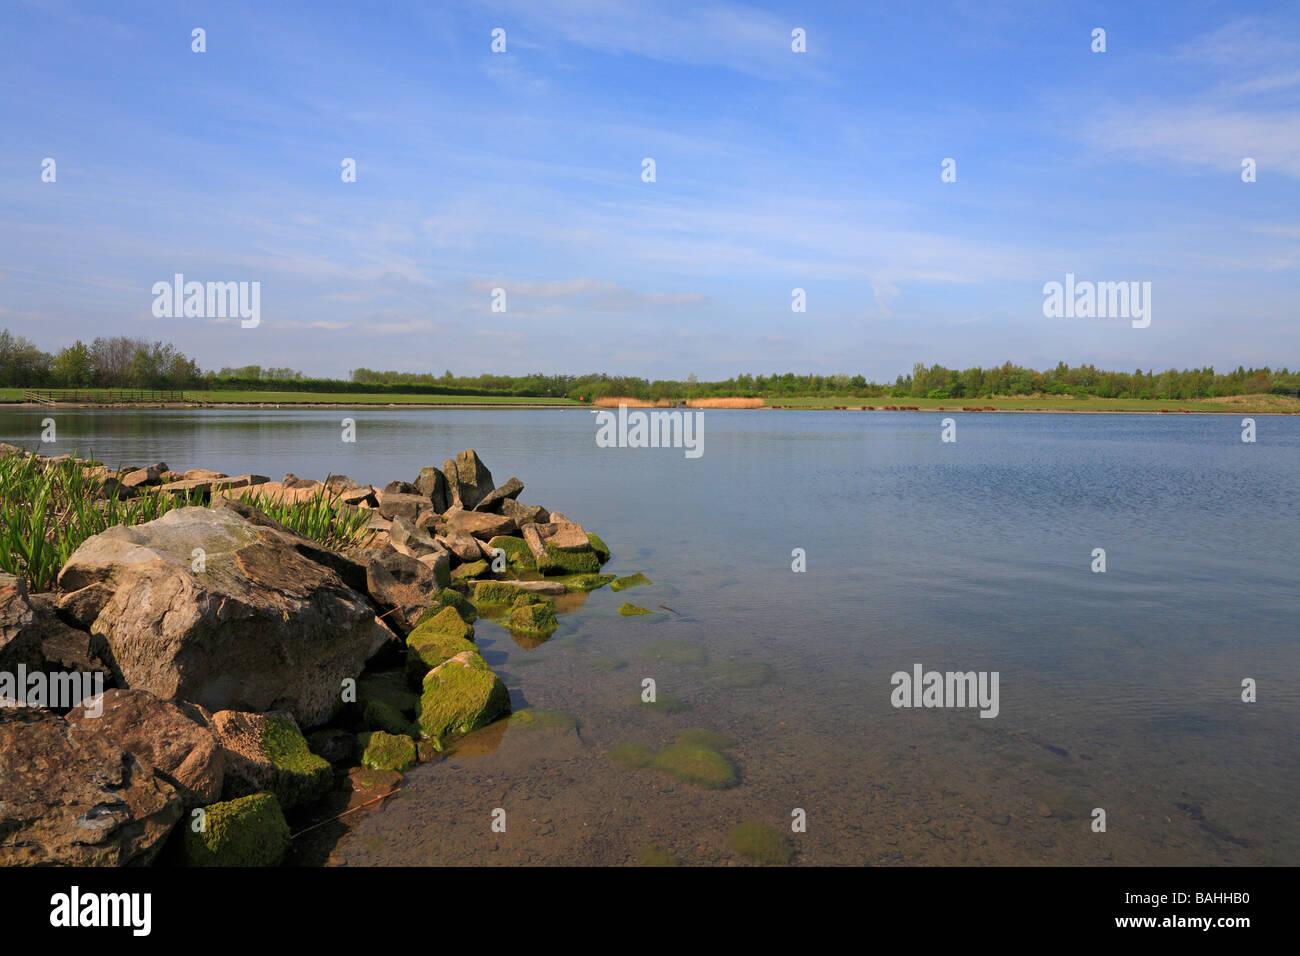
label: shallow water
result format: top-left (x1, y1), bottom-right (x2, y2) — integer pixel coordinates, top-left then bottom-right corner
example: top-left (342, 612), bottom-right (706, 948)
top-left (4, 407), bottom-right (1296, 865)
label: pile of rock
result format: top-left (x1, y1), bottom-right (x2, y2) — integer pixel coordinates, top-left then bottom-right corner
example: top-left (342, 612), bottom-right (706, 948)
top-left (0, 448), bottom-right (613, 866)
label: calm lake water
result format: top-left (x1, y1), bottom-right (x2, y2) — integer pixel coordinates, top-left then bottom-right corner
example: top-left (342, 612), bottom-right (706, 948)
top-left (3, 407), bottom-right (1297, 865)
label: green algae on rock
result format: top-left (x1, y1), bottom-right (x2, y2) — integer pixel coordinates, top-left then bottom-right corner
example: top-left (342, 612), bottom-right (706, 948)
top-left (651, 741), bottom-right (737, 789)
top-left (359, 730), bottom-right (417, 772)
top-left (507, 709), bottom-right (578, 733)
top-left (555, 573), bottom-right (616, 592)
top-left (358, 671), bottom-right (419, 714)
top-left (487, 535), bottom-right (536, 571)
top-left (618, 602), bottom-right (653, 616)
top-left (636, 844), bottom-right (679, 867)
top-left (451, 559), bottom-right (489, 582)
top-left (362, 697), bottom-right (417, 737)
top-left (405, 606), bottom-right (477, 680)
top-left (610, 572), bottom-right (650, 592)
top-left (726, 823), bottom-right (792, 864)
top-left (506, 594), bottom-right (558, 638)
top-left (537, 543), bottom-right (602, 575)
top-left (471, 580), bottom-right (529, 612)
top-left (417, 650), bottom-right (510, 740)
top-left (608, 743), bottom-right (656, 768)
top-left (183, 792), bottom-right (291, 867)
top-left (417, 587), bottom-right (477, 624)
top-left (585, 533), bottom-right (611, 564)
top-left (259, 713), bottom-right (334, 809)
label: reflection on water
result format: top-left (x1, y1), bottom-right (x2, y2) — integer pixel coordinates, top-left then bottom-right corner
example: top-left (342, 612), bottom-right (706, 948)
top-left (3, 408), bottom-right (1296, 864)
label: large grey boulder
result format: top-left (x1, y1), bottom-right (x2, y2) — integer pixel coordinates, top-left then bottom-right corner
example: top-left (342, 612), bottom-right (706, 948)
top-left (473, 477), bottom-right (524, 513)
top-left (56, 506), bottom-right (386, 728)
top-left (414, 466), bottom-right (451, 513)
top-left (442, 450), bottom-right (494, 510)
top-left (0, 707), bottom-right (182, 866)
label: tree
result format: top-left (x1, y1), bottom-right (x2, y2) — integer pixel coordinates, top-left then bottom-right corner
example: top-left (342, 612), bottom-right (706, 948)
top-left (54, 341), bottom-right (93, 386)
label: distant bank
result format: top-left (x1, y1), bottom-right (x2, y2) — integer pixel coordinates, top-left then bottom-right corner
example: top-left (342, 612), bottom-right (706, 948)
top-left (2, 389), bottom-right (1296, 414)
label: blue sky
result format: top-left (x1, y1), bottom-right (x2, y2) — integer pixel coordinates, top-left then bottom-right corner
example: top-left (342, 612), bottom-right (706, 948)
top-left (2, 0), bottom-right (1297, 381)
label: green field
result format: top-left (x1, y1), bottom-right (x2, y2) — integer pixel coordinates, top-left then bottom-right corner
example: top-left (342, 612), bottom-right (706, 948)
top-left (765, 393), bottom-right (1300, 414)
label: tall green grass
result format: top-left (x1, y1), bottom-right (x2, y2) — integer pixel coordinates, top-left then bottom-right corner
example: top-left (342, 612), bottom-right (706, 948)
top-left (231, 485), bottom-right (374, 552)
top-left (0, 453), bottom-right (372, 590)
top-left (0, 453), bottom-right (198, 590)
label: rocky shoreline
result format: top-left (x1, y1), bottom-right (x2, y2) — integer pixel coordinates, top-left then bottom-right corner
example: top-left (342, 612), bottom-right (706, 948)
top-left (0, 446), bottom-right (625, 866)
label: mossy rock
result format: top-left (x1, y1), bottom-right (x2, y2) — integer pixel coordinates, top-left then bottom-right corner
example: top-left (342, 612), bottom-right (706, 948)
top-left (610, 572), bottom-right (651, 592)
top-left (707, 660), bottom-right (772, 688)
top-left (359, 730), bottom-right (417, 772)
top-left (357, 671), bottom-right (419, 714)
top-left (555, 573), bottom-right (616, 592)
top-left (609, 743), bottom-right (656, 768)
top-left (260, 714), bottom-right (333, 809)
top-left (507, 709), bottom-right (577, 733)
top-left (726, 823), bottom-right (792, 864)
top-left (642, 640), bottom-right (707, 666)
top-left (652, 742), bottom-right (737, 789)
top-left (487, 535), bottom-right (536, 571)
top-left (472, 580), bottom-right (528, 611)
top-left (349, 768), bottom-right (403, 792)
top-left (636, 845), bottom-right (678, 867)
top-left (452, 559), bottom-right (489, 581)
top-left (183, 792), bottom-right (291, 867)
top-left (507, 597), bottom-right (558, 638)
top-left (538, 544), bottom-right (601, 575)
top-left (417, 651), bottom-right (511, 740)
top-left (417, 587), bottom-right (477, 624)
top-left (586, 533), bottom-right (611, 564)
top-left (406, 606), bottom-right (477, 681)
top-left (363, 698), bottom-right (418, 737)
top-left (618, 602), bottom-right (653, 616)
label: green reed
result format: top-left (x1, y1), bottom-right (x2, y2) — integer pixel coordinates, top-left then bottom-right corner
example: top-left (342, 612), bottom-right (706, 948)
top-left (0, 453), bottom-right (372, 590)
top-left (231, 485), bottom-right (375, 552)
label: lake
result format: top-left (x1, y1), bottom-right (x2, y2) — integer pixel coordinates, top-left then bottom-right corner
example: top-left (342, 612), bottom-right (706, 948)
top-left (3, 407), bottom-right (1296, 865)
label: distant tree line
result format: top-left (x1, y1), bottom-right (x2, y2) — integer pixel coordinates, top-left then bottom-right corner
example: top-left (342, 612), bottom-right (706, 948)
top-left (2, 328), bottom-right (1296, 399)
top-left (0, 332), bottom-right (202, 389)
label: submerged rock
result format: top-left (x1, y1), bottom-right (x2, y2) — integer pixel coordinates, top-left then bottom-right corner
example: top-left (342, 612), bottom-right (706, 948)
top-left (610, 572), bottom-right (651, 592)
top-left (726, 823), bottom-right (792, 864)
top-left (618, 603), bottom-right (653, 616)
top-left (506, 594), bottom-right (558, 639)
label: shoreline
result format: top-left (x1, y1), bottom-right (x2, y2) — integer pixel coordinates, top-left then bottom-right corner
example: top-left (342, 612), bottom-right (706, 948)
top-left (0, 445), bottom-right (626, 867)
top-left (1, 400), bottom-right (1295, 415)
